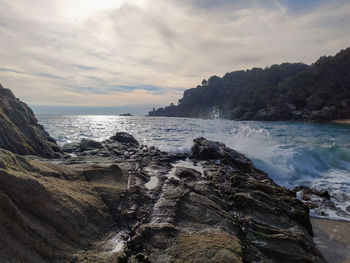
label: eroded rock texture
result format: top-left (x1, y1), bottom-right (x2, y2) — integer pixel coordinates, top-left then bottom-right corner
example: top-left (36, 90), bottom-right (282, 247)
top-left (0, 84), bottom-right (61, 158)
top-left (0, 134), bottom-right (326, 262)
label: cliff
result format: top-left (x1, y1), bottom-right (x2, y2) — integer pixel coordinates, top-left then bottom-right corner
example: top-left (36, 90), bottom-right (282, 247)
top-left (149, 47), bottom-right (350, 121)
top-left (0, 84), bottom-right (61, 158)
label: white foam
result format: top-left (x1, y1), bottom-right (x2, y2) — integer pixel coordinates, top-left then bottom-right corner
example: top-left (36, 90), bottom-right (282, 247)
top-left (37, 115), bottom-right (350, 221)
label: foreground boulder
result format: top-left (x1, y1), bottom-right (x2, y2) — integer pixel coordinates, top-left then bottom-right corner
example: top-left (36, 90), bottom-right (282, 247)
top-left (0, 135), bottom-right (326, 262)
top-left (0, 84), bottom-right (61, 158)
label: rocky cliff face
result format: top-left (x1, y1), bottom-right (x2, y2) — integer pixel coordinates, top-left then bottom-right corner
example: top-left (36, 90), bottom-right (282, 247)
top-left (149, 47), bottom-right (350, 122)
top-left (0, 134), bottom-right (326, 262)
top-left (0, 84), bottom-right (61, 158)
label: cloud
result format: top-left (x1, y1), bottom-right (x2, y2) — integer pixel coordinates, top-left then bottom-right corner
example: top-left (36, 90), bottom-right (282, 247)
top-left (66, 86), bottom-right (107, 94)
top-left (74, 65), bottom-right (97, 71)
top-left (109, 85), bottom-right (165, 95)
top-left (0, 67), bottom-right (24, 74)
top-left (0, 0), bottom-right (349, 112)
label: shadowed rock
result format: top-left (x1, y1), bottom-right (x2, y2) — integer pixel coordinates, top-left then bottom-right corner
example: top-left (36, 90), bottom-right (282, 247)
top-left (0, 84), bottom-right (61, 158)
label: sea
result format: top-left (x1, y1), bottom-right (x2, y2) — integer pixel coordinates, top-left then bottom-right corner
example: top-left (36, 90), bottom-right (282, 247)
top-left (37, 115), bottom-right (350, 221)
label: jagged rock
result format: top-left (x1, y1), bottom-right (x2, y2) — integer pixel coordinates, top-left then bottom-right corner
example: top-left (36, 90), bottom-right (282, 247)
top-left (0, 135), bottom-right (327, 262)
top-left (190, 137), bottom-right (254, 171)
top-left (110, 132), bottom-right (139, 146)
top-left (0, 84), bottom-right (61, 158)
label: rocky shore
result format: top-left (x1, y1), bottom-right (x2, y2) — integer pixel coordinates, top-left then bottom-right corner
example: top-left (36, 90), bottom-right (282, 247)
top-left (1, 133), bottom-right (328, 262)
top-left (0, 84), bottom-right (333, 262)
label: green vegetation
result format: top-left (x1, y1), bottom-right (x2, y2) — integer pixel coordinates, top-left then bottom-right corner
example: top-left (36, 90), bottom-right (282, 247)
top-left (149, 47), bottom-right (350, 121)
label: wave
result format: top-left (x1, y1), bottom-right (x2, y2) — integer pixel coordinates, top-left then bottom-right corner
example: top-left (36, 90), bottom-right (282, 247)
top-left (37, 115), bottom-right (350, 221)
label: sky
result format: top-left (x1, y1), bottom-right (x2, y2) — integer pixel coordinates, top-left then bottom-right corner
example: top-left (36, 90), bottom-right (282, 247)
top-left (0, 0), bottom-right (350, 114)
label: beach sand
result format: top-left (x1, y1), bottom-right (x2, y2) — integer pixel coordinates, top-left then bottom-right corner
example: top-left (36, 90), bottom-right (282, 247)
top-left (312, 218), bottom-right (350, 263)
top-left (332, 119), bottom-right (350, 125)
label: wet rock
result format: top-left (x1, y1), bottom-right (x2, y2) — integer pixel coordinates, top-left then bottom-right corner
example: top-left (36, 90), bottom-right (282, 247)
top-left (190, 137), bottom-right (254, 171)
top-left (110, 132), bottom-right (139, 146)
top-left (0, 135), bottom-right (327, 262)
top-left (294, 185), bottom-right (331, 200)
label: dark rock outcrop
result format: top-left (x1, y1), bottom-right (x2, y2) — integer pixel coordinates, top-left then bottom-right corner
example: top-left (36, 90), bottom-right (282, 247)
top-left (149, 47), bottom-right (350, 122)
top-left (309, 106), bottom-right (337, 122)
top-left (0, 134), bottom-right (326, 262)
top-left (62, 139), bottom-right (102, 153)
top-left (0, 84), bottom-right (61, 158)
top-left (110, 132), bottom-right (139, 146)
top-left (79, 139), bottom-right (103, 151)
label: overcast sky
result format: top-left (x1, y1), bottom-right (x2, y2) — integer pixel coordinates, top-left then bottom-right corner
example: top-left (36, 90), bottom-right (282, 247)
top-left (0, 0), bottom-right (349, 113)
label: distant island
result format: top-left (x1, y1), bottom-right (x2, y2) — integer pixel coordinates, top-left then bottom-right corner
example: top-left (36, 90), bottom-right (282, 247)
top-left (149, 47), bottom-right (350, 122)
top-left (119, 113), bottom-right (133, 116)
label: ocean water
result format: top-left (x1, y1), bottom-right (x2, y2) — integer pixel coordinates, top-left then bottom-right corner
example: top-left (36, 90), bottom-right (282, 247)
top-left (37, 115), bottom-right (350, 221)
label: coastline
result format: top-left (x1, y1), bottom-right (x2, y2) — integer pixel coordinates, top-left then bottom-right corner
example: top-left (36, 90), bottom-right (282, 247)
top-left (311, 218), bottom-right (350, 263)
top-left (332, 119), bottom-right (350, 125)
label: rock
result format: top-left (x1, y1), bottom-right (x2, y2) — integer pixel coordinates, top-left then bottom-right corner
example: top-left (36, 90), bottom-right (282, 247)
top-left (119, 113), bottom-right (133, 116)
top-left (110, 132), bottom-right (139, 146)
top-left (291, 110), bottom-right (302, 116)
top-left (0, 84), bottom-right (62, 158)
top-left (294, 185), bottom-right (331, 200)
top-left (79, 139), bottom-right (102, 151)
top-left (0, 133), bottom-right (327, 262)
top-left (190, 137), bottom-right (254, 171)
top-left (0, 149), bottom-right (128, 262)
top-left (62, 142), bottom-right (80, 153)
top-left (306, 92), bottom-right (327, 110)
top-left (286, 103), bottom-right (296, 111)
top-left (237, 111), bottom-right (255, 120)
top-left (230, 106), bottom-right (247, 119)
top-left (253, 105), bottom-right (290, 121)
top-left (309, 106), bottom-right (337, 122)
